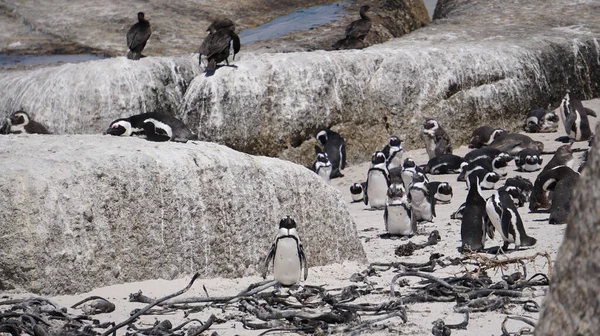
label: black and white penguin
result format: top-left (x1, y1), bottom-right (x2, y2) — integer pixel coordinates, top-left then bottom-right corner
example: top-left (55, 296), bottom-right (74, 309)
top-left (543, 143), bottom-right (575, 172)
top-left (105, 112), bottom-right (197, 142)
top-left (381, 136), bottom-right (404, 170)
top-left (461, 175), bottom-right (492, 252)
top-left (262, 216), bottom-right (308, 286)
top-left (466, 167), bottom-right (500, 190)
top-left (497, 185), bottom-right (527, 207)
top-left (427, 181), bottom-right (453, 203)
top-left (463, 147), bottom-right (511, 163)
top-left (316, 130), bottom-right (347, 178)
top-left (350, 182), bottom-right (365, 203)
top-left (424, 154), bottom-right (464, 174)
top-left (515, 149), bottom-right (543, 172)
top-left (489, 133), bottom-right (544, 155)
top-left (486, 189), bottom-right (537, 251)
top-left (422, 118), bottom-right (453, 159)
top-left (408, 173), bottom-right (435, 222)
top-left (529, 165), bottom-right (579, 212)
top-left (3, 111), bottom-right (51, 134)
top-left (384, 183), bottom-right (416, 236)
top-left (126, 12), bottom-right (152, 60)
top-left (524, 108), bottom-right (559, 133)
top-left (458, 158), bottom-right (493, 182)
top-left (559, 92), bottom-right (596, 142)
top-left (364, 151), bottom-right (390, 209)
top-left (469, 126), bottom-right (505, 148)
top-left (311, 152), bottom-right (333, 182)
top-left (400, 157), bottom-right (427, 188)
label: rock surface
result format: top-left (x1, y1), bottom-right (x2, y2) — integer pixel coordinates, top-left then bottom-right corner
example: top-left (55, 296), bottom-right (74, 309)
top-left (0, 0), bottom-right (599, 167)
top-left (0, 135), bottom-right (365, 295)
top-left (536, 124), bottom-right (600, 335)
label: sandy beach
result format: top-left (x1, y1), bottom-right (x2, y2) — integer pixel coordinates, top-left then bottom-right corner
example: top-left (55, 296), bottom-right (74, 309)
top-left (2, 99), bottom-right (597, 335)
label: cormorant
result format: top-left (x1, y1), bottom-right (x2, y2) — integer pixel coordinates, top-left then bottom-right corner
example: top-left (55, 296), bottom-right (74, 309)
top-left (126, 12), bottom-right (152, 60)
top-left (199, 21), bottom-right (241, 72)
top-left (332, 5), bottom-right (372, 50)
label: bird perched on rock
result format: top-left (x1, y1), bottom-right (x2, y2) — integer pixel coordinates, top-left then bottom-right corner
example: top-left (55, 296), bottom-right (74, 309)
top-left (332, 5), bottom-right (372, 50)
top-left (105, 112), bottom-right (197, 142)
top-left (126, 12), bottom-right (152, 60)
top-left (199, 19), bottom-right (240, 72)
top-left (1, 110), bottom-right (51, 134)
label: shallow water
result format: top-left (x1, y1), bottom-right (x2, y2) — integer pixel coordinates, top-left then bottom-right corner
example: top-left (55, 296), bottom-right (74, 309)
top-left (238, 1), bottom-right (350, 45)
top-left (0, 54), bottom-right (107, 67)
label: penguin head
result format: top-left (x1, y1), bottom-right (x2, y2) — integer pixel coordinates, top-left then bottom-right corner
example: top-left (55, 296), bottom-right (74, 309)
top-left (437, 182), bottom-right (453, 196)
top-left (371, 151), bottom-right (387, 166)
top-left (105, 119), bottom-right (133, 136)
top-left (492, 156), bottom-right (509, 169)
top-left (525, 116), bottom-right (540, 132)
top-left (555, 143), bottom-right (574, 158)
top-left (316, 130), bottom-right (328, 146)
top-left (484, 171), bottom-right (500, 184)
top-left (489, 129), bottom-right (506, 143)
top-left (423, 119), bottom-right (438, 130)
top-left (350, 183), bottom-right (363, 195)
top-left (387, 183), bottom-right (407, 200)
top-left (389, 136), bottom-right (402, 147)
top-left (316, 152), bottom-right (330, 164)
top-left (532, 141), bottom-right (544, 153)
top-left (543, 111), bottom-right (559, 123)
top-left (498, 152), bottom-right (513, 162)
top-left (9, 111), bottom-right (30, 126)
top-left (412, 171), bottom-right (428, 184)
top-left (278, 216), bottom-right (299, 237)
top-left (402, 157), bottom-right (416, 169)
top-left (499, 185), bottom-right (526, 207)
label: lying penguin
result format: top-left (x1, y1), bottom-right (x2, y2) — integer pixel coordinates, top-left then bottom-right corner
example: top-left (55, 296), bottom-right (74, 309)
top-left (515, 149), bottom-right (543, 172)
top-left (383, 183), bottom-right (416, 236)
top-left (262, 216), bottom-right (308, 286)
top-left (469, 126), bottom-right (505, 148)
top-left (524, 108), bottom-right (559, 133)
top-left (105, 112), bottom-right (197, 142)
top-left (2, 110), bottom-right (51, 135)
top-left (424, 154), bottom-right (464, 175)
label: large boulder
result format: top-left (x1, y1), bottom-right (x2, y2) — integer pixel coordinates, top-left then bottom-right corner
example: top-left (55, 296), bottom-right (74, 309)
top-left (0, 0), bottom-right (599, 166)
top-left (0, 135), bottom-right (365, 295)
top-left (535, 126), bottom-right (600, 335)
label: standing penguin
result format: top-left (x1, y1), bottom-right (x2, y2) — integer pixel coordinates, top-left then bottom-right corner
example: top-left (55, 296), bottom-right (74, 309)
top-left (548, 171), bottom-right (579, 224)
top-left (384, 183), bottom-right (416, 236)
top-left (461, 175), bottom-right (492, 252)
top-left (469, 126), bottom-right (505, 148)
top-left (105, 112), bottom-right (197, 142)
top-left (3, 111), bottom-right (51, 134)
top-left (364, 151), bottom-right (390, 209)
top-left (126, 12), bottom-right (152, 60)
top-left (408, 173), bottom-right (435, 222)
top-left (515, 149), bottom-right (543, 172)
top-left (559, 92), bottom-right (596, 141)
top-left (422, 118), bottom-right (453, 159)
top-left (262, 216), bottom-right (308, 286)
top-left (316, 130), bottom-right (347, 178)
top-left (401, 157), bottom-right (427, 188)
top-left (311, 151), bottom-right (333, 182)
top-left (381, 136), bottom-right (404, 170)
top-left (486, 189), bottom-right (537, 252)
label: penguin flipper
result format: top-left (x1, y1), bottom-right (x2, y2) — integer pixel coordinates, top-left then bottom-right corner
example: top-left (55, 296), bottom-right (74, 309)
top-left (435, 135), bottom-right (452, 156)
top-left (299, 244), bottom-right (308, 281)
top-left (485, 216), bottom-right (495, 240)
top-left (340, 143), bottom-right (347, 170)
top-left (261, 244), bottom-right (276, 279)
top-left (584, 107), bottom-right (597, 118)
top-left (363, 181), bottom-right (369, 205)
top-left (565, 112), bottom-right (577, 137)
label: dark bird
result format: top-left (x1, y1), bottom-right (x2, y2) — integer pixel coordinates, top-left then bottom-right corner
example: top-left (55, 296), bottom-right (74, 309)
top-left (206, 18), bottom-right (235, 34)
top-left (332, 5), bottom-right (372, 50)
top-left (126, 12), bottom-right (152, 60)
top-left (199, 21), bottom-right (241, 72)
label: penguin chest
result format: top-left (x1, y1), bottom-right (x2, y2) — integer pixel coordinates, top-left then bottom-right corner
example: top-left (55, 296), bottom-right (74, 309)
top-left (351, 191), bottom-right (364, 202)
top-left (424, 137), bottom-right (436, 159)
top-left (410, 190), bottom-right (433, 221)
top-left (435, 192), bottom-right (452, 203)
top-left (385, 205), bottom-right (413, 235)
top-left (273, 238), bottom-right (302, 286)
top-left (317, 166), bottom-right (332, 182)
top-left (388, 154), bottom-right (403, 170)
top-left (401, 171), bottom-right (413, 189)
top-left (522, 162), bottom-right (541, 172)
top-left (367, 171), bottom-right (388, 208)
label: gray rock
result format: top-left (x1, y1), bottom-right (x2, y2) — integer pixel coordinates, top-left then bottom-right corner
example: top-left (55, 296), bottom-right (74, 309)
top-left (536, 127), bottom-right (600, 335)
top-left (0, 0), bottom-right (599, 168)
top-left (0, 135), bottom-right (365, 295)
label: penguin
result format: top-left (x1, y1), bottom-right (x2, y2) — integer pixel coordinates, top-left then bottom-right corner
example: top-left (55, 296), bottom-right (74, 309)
top-left (469, 126), bottom-right (506, 148)
top-left (451, 202), bottom-right (467, 220)
top-left (311, 152), bottom-right (332, 182)
top-left (422, 118), bottom-right (453, 159)
top-left (461, 175), bottom-right (493, 252)
top-left (400, 157), bottom-right (427, 188)
top-left (466, 167), bottom-right (500, 190)
top-left (424, 154), bottom-right (464, 174)
top-left (524, 108), bottom-right (559, 133)
top-left (427, 181), bottom-right (453, 203)
top-left (559, 92), bottom-right (596, 142)
top-left (316, 130), bottom-right (347, 178)
top-left (486, 189), bottom-right (537, 251)
top-left (463, 147), bottom-right (511, 163)
top-left (350, 182), bottom-right (365, 203)
top-left (364, 151), bottom-right (390, 209)
top-left (384, 183), bottom-right (416, 236)
top-left (529, 165), bottom-right (579, 212)
top-left (497, 185), bottom-right (527, 207)
top-left (2, 110), bottom-right (51, 134)
top-left (388, 167), bottom-right (404, 185)
top-left (262, 216), bottom-right (308, 286)
top-left (515, 149), bottom-right (543, 172)
top-left (381, 136), bottom-right (404, 170)
top-left (457, 158), bottom-right (494, 182)
top-left (548, 172), bottom-right (579, 224)
top-left (489, 133), bottom-right (544, 155)
top-left (543, 143), bottom-right (575, 172)
top-left (126, 12), bottom-right (152, 60)
top-left (105, 112), bottom-right (197, 142)
top-left (408, 173), bottom-right (435, 222)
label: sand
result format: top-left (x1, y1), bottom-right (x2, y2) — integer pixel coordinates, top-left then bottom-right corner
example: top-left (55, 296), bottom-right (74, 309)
top-left (1, 99), bottom-right (598, 335)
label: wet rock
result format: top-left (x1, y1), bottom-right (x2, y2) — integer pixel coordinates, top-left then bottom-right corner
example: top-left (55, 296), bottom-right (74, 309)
top-left (536, 124), bottom-right (600, 335)
top-left (0, 135), bottom-right (365, 295)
